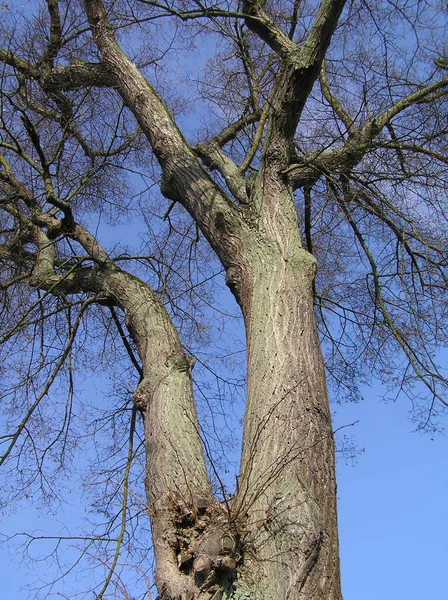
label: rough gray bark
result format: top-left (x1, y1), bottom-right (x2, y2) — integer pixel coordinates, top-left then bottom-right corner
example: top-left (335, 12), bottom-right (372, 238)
top-left (1, 0), bottom-right (344, 591)
top-left (10, 0), bottom-right (380, 597)
top-left (233, 247), bottom-right (339, 599)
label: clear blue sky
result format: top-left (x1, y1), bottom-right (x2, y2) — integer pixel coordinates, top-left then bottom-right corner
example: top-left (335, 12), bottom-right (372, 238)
top-left (336, 390), bottom-right (448, 599)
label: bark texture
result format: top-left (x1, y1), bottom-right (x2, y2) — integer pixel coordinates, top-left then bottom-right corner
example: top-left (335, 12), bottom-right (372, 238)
top-left (235, 255), bottom-right (340, 598)
top-left (218, 160), bottom-right (341, 598)
top-left (11, 163), bottom-right (341, 598)
top-left (3, 0), bottom-right (344, 597)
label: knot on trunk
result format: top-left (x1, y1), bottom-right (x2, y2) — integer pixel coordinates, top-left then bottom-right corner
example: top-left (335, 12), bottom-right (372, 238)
top-left (169, 353), bottom-right (196, 373)
top-left (169, 493), bottom-right (241, 597)
top-left (192, 521), bottom-right (240, 593)
top-left (133, 377), bottom-right (156, 411)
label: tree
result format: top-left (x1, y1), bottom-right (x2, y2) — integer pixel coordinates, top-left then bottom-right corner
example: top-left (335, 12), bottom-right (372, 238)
top-left (0, 0), bottom-right (447, 598)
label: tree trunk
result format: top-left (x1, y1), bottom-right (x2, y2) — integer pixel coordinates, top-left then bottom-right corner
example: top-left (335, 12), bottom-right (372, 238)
top-left (95, 269), bottom-right (217, 599)
top-left (225, 174), bottom-right (341, 599)
top-left (230, 250), bottom-right (341, 599)
top-left (80, 4), bottom-right (342, 596)
top-left (110, 181), bottom-right (341, 598)
top-left (120, 205), bottom-right (341, 599)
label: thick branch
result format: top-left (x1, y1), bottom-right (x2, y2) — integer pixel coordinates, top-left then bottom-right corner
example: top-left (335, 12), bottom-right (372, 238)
top-left (194, 141), bottom-right (248, 204)
top-left (319, 61), bottom-right (356, 136)
top-left (244, 0), bottom-right (347, 162)
top-left (0, 48), bottom-right (39, 78)
top-left (287, 75), bottom-right (448, 188)
top-left (300, 0), bottom-right (347, 67)
top-left (41, 61), bottom-right (113, 91)
top-left (242, 0), bottom-right (297, 57)
top-left (83, 0), bottom-right (245, 268)
top-left (374, 76), bottom-right (448, 132)
top-left (209, 110), bottom-right (261, 148)
top-left (42, 0), bottom-right (63, 67)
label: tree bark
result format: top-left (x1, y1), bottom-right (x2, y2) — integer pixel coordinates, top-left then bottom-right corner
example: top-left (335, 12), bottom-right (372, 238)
top-left (2, 0), bottom-right (448, 595)
top-left (231, 252), bottom-right (340, 599)
top-left (14, 178), bottom-right (342, 598)
top-left (222, 171), bottom-right (341, 598)
top-left (100, 271), bottom-right (218, 599)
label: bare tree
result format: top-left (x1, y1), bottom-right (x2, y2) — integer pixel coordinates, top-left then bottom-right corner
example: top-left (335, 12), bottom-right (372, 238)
top-left (1, 0), bottom-right (447, 598)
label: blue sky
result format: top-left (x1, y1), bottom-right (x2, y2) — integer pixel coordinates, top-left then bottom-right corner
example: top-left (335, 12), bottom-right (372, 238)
top-left (336, 391), bottom-right (448, 599)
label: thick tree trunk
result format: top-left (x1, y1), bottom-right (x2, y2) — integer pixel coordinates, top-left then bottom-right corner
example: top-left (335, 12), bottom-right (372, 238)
top-left (119, 232), bottom-right (341, 599)
top-left (80, 3), bottom-right (342, 596)
top-left (30, 197), bottom-right (341, 600)
top-left (116, 194), bottom-right (341, 598)
top-left (95, 270), bottom-right (218, 599)
top-left (230, 249), bottom-right (341, 599)
top-left (102, 174), bottom-right (340, 600)
top-left (223, 170), bottom-right (341, 598)
top-left (5, 0), bottom-right (446, 596)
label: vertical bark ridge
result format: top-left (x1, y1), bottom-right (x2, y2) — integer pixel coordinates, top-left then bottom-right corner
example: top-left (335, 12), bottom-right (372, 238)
top-left (231, 249), bottom-right (341, 599)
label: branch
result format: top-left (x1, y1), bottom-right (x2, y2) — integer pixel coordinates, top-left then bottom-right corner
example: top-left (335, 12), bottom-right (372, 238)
top-left (287, 75), bottom-right (448, 188)
top-left (239, 77), bottom-right (280, 173)
top-left (41, 0), bottom-right (63, 67)
top-left (300, 0), bottom-right (347, 67)
top-left (374, 139), bottom-right (448, 167)
top-left (0, 297), bottom-right (96, 466)
top-left (95, 405), bottom-right (138, 600)
top-left (241, 0), bottom-right (298, 57)
top-left (194, 110), bottom-right (264, 194)
top-left (209, 111), bottom-right (261, 148)
top-left (246, 0), bottom-right (347, 164)
top-left (109, 307), bottom-right (143, 380)
top-left (319, 61), bottom-right (356, 136)
top-left (19, 112), bottom-right (75, 229)
top-left (278, 0), bottom-right (347, 136)
top-left (0, 48), bottom-right (40, 79)
top-left (329, 179), bottom-right (448, 409)
top-left (41, 61), bottom-right (113, 91)
top-left (82, 0), bottom-right (245, 269)
top-left (374, 76), bottom-right (448, 133)
top-left (194, 141), bottom-right (248, 204)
